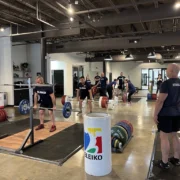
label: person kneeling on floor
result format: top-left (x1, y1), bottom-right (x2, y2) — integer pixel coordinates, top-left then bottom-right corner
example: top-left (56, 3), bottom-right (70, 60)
top-left (34, 76), bottom-right (56, 132)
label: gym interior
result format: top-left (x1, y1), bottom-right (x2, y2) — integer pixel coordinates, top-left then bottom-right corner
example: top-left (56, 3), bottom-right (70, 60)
top-left (0, 0), bottom-right (180, 180)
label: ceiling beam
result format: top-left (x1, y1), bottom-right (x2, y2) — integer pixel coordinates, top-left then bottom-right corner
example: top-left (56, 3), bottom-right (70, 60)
top-left (46, 1), bottom-right (105, 36)
top-left (0, 11), bottom-right (35, 25)
top-left (0, 17), bottom-right (25, 27)
top-left (15, 0), bottom-right (62, 22)
top-left (131, 24), bottom-right (137, 32)
top-left (75, 0), bottom-right (162, 15)
top-left (79, 4), bottom-right (180, 29)
top-left (153, 0), bottom-right (159, 8)
top-left (47, 32), bottom-right (180, 53)
top-left (107, 0), bottom-right (120, 14)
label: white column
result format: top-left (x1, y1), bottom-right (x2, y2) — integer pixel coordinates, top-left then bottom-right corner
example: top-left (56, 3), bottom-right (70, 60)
top-left (0, 28), bottom-right (14, 105)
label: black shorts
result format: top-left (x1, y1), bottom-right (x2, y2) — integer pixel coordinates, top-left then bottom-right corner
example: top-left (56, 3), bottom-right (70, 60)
top-left (80, 93), bottom-right (90, 100)
top-left (40, 103), bottom-right (53, 111)
top-left (158, 116), bottom-right (180, 133)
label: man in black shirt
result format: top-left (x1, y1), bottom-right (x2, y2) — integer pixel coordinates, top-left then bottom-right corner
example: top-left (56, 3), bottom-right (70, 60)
top-left (154, 63), bottom-right (180, 169)
top-left (117, 72), bottom-right (126, 92)
top-left (34, 76), bottom-right (56, 132)
top-left (94, 72), bottom-right (100, 85)
top-left (77, 76), bottom-right (93, 114)
top-left (156, 74), bottom-right (163, 94)
top-left (96, 72), bottom-right (108, 96)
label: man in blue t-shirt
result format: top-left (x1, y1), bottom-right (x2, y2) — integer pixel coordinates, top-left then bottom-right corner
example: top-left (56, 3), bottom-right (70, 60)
top-left (107, 79), bottom-right (117, 99)
top-left (96, 72), bottom-right (108, 96)
top-left (154, 63), bottom-right (180, 169)
top-left (77, 76), bottom-right (93, 114)
top-left (124, 78), bottom-right (136, 103)
top-left (34, 76), bottom-right (56, 132)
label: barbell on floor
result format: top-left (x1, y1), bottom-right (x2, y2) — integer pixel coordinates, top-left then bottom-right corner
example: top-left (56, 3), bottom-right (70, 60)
top-left (61, 95), bottom-right (126, 109)
top-left (14, 99), bottom-right (80, 118)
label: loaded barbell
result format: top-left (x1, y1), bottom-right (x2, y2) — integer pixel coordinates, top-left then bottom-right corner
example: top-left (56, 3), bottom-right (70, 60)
top-left (15, 99), bottom-right (81, 118)
top-left (61, 95), bottom-right (124, 109)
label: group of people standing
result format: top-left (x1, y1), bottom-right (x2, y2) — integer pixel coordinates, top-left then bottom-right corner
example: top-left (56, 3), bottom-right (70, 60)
top-left (75, 72), bottom-right (137, 114)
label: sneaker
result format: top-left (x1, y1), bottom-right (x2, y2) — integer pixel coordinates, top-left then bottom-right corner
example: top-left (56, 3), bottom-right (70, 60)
top-left (169, 157), bottom-right (180, 166)
top-left (50, 125), bottom-right (56, 132)
top-left (154, 160), bottom-right (170, 170)
top-left (35, 124), bottom-right (44, 131)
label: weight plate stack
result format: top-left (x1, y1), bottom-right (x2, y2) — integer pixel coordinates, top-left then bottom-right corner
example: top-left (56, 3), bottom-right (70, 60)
top-left (111, 126), bottom-right (128, 146)
top-left (121, 120), bottom-right (133, 134)
top-left (116, 122), bottom-right (132, 139)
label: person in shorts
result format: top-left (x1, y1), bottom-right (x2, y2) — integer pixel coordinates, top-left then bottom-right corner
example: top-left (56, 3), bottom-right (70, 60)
top-left (34, 76), bottom-right (56, 132)
top-left (154, 63), bottom-right (180, 169)
top-left (77, 76), bottom-right (93, 114)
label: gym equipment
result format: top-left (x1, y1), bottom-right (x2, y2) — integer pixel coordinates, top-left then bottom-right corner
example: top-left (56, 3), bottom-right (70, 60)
top-left (0, 109), bottom-right (7, 122)
top-left (116, 122), bottom-right (132, 139)
top-left (0, 83), bottom-right (55, 87)
top-left (99, 96), bottom-right (108, 108)
top-left (121, 120), bottom-right (133, 134)
top-left (111, 120), bottom-right (133, 153)
top-left (111, 136), bottom-right (122, 149)
top-left (17, 99), bottom-right (75, 119)
top-left (91, 86), bottom-right (98, 95)
top-left (147, 93), bottom-right (152, 100)
top-left (61, 95), bottom-right (120, 110)
top-left (151, 94), bottom-right (157, 100)
top-left (111, 126), bottom-right (128, 146)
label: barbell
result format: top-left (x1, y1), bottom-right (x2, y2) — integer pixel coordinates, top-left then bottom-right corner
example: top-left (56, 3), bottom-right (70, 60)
top-left (15, 99), bottom-right (80, 118)
top-left (61, 95), bottom-right (126, 109)
top-left (0, 83), bottom-right (55, 87)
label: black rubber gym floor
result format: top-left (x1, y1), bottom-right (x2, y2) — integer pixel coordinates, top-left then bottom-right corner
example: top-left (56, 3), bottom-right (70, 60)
top-left (23, 123), bottom-right (84, 165)
top-left (131, 98), bottom-right (142, 102)
top-left (147, 132), bottom-right (180, 180)
top-left (0, 118), bottom-right (48, 139)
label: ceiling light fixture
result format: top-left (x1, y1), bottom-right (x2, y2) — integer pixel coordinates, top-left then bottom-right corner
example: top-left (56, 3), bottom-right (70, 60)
top-left (175, 2), bottom-right (180, 9)
top-left (0, 27), bottom-right (4, 32)
top-left (125, 54), bottom-right (133, 60)
top-left (104, 55), bottom-right (112, 61)
top-left (147, 52), bottom-right (156, 59)
top-left (134, 40), bottom-right (137, 43)
top-left (70, 17), bottom-right (74, 22)
top-left (68, 4), bottom-right (74, 15)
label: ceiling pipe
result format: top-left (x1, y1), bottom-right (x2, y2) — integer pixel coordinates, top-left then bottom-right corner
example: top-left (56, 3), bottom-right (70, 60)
top-left (0, 17), bottom-right (25, 27)
top-left (75, 0), bottom-right (162, 15)
top-left (36, 1), bottom-right (55, 27)
top-left (0, 0), bottom-right (52, 26)
top-left (0, 11), bottom-right (35, 25)
top-left (15, 0), bottom-right (62, 22)
top-left (42, 0), bottom-right (105, 36)
top-left (107, 0), bottom-right (120, 14)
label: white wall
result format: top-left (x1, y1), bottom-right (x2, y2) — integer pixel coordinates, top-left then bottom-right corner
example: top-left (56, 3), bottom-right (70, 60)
top-left (0, 28), bottom-right (14, 105)
top-left (12, 44), bottom-right (27, 66)
top-left (49, 53), bottom-right (103, 96)
top-left (106, 61), bottom-right (112, 82)
top-left (111, 62), bottom-right (180, 88)
top-left (27, 44), bottom-right (41, 82)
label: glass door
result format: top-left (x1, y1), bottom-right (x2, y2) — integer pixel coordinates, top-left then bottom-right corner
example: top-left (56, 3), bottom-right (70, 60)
top-left (162, 68), bottom-right (167, 81)
top-left (141, 69), bottom-right (148, 89)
